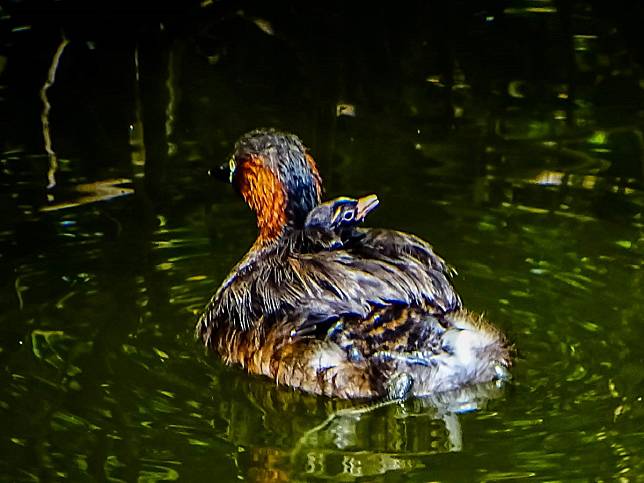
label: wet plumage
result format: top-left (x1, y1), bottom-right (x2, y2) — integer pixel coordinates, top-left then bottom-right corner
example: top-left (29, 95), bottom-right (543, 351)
top-left (197, 128), bottom-right (512, 400)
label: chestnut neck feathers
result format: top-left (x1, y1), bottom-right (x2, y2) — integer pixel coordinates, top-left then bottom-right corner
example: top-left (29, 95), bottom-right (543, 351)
top-left (232, 129), bottom-right (322, 243)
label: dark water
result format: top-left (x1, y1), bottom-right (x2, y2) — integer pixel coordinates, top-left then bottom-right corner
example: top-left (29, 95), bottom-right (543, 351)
top-left (1, 1), bottom-right (643, 480)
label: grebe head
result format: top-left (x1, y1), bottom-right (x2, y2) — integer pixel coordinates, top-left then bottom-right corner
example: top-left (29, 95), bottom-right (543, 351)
top-left (223, 129), bottom-right (323, 243)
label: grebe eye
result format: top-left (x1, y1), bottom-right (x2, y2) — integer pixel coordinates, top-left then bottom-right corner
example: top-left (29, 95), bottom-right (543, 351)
top-left (342, 210), bottom-right (355, 222)
top-left (228, 157), bottom-right (236, 183)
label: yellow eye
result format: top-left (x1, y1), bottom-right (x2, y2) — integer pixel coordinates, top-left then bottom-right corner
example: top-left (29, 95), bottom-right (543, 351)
top-left (228, 157), bottom-right (236, 183)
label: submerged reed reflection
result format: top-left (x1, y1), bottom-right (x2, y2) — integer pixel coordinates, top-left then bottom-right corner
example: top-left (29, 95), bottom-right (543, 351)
top-left (40, 36), bottom-right (69, 190)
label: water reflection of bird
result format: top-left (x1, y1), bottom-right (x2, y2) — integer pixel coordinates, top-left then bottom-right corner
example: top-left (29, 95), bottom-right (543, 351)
top-left (197, 128), bottom-right (512, 400)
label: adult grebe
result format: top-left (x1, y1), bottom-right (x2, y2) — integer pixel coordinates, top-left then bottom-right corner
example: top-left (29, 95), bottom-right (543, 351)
top-left (197, 129), bottom-right (511, 399)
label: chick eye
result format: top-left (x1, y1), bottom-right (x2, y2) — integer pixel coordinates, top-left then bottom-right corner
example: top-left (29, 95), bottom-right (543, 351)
top-left (342, 210), bottom-right (355, 222)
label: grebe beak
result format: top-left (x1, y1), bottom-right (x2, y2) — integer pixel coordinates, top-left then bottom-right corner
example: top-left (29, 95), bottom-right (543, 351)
top-left (355, 194), bottom-right (379, 221)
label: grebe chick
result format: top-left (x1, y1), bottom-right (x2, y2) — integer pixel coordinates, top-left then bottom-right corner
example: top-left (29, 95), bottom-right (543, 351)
top-left (304, 194), bottom-right (379, 250)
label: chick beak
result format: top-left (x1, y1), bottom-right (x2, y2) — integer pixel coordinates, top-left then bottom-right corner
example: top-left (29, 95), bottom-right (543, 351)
top-left (355, 194), bottom-right (379, 221)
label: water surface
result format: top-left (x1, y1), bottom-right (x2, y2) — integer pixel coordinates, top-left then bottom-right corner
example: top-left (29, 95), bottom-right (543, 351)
top-left (1, 1), bottom-right (643, 480)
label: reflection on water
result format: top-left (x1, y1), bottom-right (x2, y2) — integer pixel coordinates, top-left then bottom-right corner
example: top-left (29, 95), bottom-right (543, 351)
top-left (1, 0), bottom-right (644, 480)
top-left (221, 378), bottom-right (508, 480)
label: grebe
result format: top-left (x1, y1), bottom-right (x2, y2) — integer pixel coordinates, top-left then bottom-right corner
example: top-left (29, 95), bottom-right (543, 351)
top-left (197, 129), bottom-right (511, 399)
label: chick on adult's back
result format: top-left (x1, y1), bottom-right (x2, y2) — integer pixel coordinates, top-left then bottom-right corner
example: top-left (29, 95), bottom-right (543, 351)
top-left (197, 129), bottom-right (511, 399)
